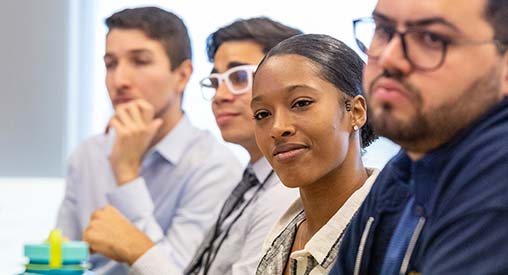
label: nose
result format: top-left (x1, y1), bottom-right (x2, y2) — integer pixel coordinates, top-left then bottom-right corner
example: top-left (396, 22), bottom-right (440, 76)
top-left (213, 80), bottom-right (235, 104)
top-left (270, 110), bottom-right (295, 139)
top-left (108, 61), bottom-right (132, 92)
top-left (376, 34), bottom-right (412, 75)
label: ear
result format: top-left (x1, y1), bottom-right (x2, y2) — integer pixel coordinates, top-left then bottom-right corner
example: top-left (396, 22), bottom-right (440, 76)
top-left (501, 52), bottom-right (508, 98)
top-left (351, 95), bottom-right (368, 130)
top-left (173, 59), bottom-right (193, 96)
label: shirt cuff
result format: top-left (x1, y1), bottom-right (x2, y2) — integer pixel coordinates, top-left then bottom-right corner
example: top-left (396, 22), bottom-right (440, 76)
top-left (129, 246), bottom-right (181, 275)
top-left (106, 177), bottom-right (154, 221)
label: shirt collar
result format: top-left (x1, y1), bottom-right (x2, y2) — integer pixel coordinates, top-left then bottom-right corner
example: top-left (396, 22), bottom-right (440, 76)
top-left (289, 168), bottom-right (379, 268)
top-left (153, 115), bottom-right (196, 164)
top-left (250, 157), bottom-right (273, 183)
top-left (105, 115), bottom-right (196, 165)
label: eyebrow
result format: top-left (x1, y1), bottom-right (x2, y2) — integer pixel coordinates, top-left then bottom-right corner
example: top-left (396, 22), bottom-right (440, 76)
top-left (211, 61), bottom-right (249, 74)
top-left (250, 94), bottom-right (264, 107)
top-left (250, 84), bottom-right (315, 107)
top-left (373, 11), bottom-right (461, 32)
top-left (103, 49), bottom-right (152, 60)
top-left (129, 49), bottom-right (153, 55)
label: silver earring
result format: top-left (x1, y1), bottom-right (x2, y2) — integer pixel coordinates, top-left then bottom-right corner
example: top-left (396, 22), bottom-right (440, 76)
top-left (353, 125), bottom-right (359, 131)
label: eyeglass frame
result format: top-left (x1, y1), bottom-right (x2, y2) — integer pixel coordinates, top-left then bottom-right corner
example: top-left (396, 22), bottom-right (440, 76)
top-left (353, 16), bottom-right (508, 71)
top-left (199, 64), bottom-right (258, 100)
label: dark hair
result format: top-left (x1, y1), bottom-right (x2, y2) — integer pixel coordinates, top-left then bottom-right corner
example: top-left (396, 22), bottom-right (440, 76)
top-left (485, 0), bottom-right (508, 53)
top-left (206, 17), bottom-right (302, 62)
top-left (105, 7), bottom-right (192, 69)
top-left (258, 34), bottom-right (377, 148)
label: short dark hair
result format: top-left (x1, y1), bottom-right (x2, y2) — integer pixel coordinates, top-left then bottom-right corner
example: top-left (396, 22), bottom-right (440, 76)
top-left (485, 0), bottom-right (508, 53)
top-left (258, 34), bottom-right (377, 148)
top-left (105, 6), bottom-right (192, 69)
top-left (206, 17), bottom-right (302, 62)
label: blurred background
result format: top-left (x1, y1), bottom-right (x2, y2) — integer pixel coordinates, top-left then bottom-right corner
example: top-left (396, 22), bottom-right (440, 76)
top-left (0, 0), bottom-right (398, 273)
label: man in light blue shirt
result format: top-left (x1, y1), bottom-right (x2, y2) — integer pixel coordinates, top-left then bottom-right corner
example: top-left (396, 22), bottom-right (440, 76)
top-left (56, 7), bottom-right (242, 274)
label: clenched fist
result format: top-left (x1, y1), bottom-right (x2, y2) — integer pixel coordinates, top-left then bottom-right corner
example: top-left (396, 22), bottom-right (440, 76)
top-left (83, 206), bottom-right (155, 265)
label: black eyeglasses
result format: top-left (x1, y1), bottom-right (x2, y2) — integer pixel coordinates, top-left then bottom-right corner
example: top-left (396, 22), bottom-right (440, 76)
top-left (353, 17), bottom-right (507, 71)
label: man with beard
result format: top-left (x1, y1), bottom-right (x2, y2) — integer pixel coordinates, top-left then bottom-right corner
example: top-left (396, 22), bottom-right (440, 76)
top-left (330, 0), bottom-right (508, 274)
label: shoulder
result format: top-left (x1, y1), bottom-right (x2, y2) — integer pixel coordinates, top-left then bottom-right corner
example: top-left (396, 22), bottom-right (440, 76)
top-left (252, 181), bottom-right (299, 219)
top-left (448, 100), bottom-right (508, 170)
top-left (442, 113), bottom-right (508, 198)
top-left (367, 155), bottom-right (410, 204)
top-left (168, 127), bottom-right (243, 191)
top-left (423, 110), bottom-right (508, 223)
top-left (184, 128), bottom-right (239, 165)
top-left (67, 134), bottom-right (109, 166)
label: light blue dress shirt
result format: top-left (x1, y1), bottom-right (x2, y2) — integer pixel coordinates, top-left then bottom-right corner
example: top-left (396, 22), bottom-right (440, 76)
top-left (128, 157), bottom-right (299, 275)
top-left (56, 115), bottom-right (243, 275)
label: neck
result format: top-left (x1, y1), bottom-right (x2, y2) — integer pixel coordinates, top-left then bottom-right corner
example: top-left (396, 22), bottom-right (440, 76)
top-left (299, 146), bottom-right (368, 236)
top-left (400, 124), bottom-right (462, 161)
top-left (400, 139), bottom-right (435, 161)
top-left (150, 106), bottom-right (183, 148)
top-left (407, 151), bottom-right (424, 161)
top-left (245, 141), bottom-right (264, 165)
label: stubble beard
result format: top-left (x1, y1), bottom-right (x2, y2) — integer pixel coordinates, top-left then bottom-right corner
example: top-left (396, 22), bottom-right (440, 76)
top-left (367, 66), bottom-right (502, 153)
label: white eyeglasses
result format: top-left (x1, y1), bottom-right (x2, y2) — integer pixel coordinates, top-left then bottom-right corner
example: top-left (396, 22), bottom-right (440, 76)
top-left (199, 65), bottom-right (257, 100)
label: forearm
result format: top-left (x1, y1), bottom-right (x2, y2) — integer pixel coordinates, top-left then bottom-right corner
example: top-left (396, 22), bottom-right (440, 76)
top-left (129, 246), bottom-right (182, 275)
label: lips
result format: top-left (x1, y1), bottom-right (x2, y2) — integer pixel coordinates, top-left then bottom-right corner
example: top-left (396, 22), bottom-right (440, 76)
top-left (215, 112), bottom-right (241, 126)
top-left (371, 79), bottom-right (410, 104)
top-left (272, 143), bottom-right (308, 162)
top-left (113, 97), bottom-right (135, 106)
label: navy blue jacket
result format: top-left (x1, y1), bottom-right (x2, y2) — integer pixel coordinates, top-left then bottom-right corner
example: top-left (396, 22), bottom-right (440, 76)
top-left (331, 97), bottom-right (508, 275)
